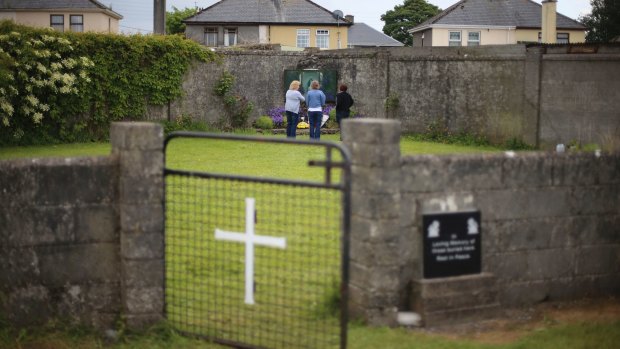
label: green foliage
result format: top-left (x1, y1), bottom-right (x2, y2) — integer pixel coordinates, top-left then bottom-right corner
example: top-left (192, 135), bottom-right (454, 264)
top-left (504, 137), bottom-right (536, 151)
top-left (313, 278), bottom-right (341, 318)
top-left (161, 115), bottom-right (214, 135)
top-left (166, 6), bottom-right (198, 35)
top-left (384, 93), bottom-right (400, 111)
top-left (580, 0), bottom-right (620, 42)
top-left (381, 0), bottom-right (441, 46)
top-left (325, 117), bottom-right (338, 129)
top-left (214, 71), bottom-right (235, 97)
top-left (214, 71), bottom-right (254, 129)
top-left (254, 115), bottom-right (274, 129)
top-left (405, 119), bottom-right (494, 148)
top-left (0, 20), bottom-right (217, 146)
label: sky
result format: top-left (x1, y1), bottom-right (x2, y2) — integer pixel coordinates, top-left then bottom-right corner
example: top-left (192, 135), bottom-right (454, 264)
top-left (105, 0), bottom-right (593, 34)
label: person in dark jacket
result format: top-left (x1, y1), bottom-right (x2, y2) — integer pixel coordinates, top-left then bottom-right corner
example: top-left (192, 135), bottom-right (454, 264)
top-left (335, 84), bottom-right (354, 129)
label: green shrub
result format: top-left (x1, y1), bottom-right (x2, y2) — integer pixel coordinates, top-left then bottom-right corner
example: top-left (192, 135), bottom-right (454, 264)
top-left (0, 21), bottom-right (218, 145)
top-left (254, 115), bottom-right (273, 130)
top-left (214, 71), bottom-right (234, 97)
top-left (504, 137), bottom-right (536, 150)
top-left (214, 71), bottom-right (253, 129)
top-left (161, 115), bottom-right (213, 135)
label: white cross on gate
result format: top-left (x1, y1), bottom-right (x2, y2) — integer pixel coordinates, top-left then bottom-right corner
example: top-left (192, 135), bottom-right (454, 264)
top-left (214, 197), bottom-right (287, 305)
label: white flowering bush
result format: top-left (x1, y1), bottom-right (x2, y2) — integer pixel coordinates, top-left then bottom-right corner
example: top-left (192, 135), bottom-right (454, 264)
top-left (0, 21), bottom-right (216, 145)
top-left (0, 29), bottom-right (93, 142)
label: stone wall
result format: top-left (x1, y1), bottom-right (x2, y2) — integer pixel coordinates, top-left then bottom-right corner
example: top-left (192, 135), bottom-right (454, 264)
top-left (1, 120), bottom-right (618, 331)
top-left (0, 157), bottom-right (120, 328)
top-left (155, 45), bottom-right (620, 149)
top-left (539, 53), bottom-right (620, 148)
top-left (0, 122), bottom-right (165, 330)
top-left (344, 119), bottom-right (620, 326)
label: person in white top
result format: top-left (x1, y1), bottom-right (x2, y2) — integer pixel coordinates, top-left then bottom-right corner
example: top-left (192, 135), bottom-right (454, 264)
top-left (284, 80), bottom-right (305, 138)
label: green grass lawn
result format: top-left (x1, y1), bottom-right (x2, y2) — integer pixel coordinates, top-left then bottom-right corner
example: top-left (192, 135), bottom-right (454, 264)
top-left (3, 319), bottom-right (619, 349)
top-left (0, 132), bottom-right (504, 161)
top-left (3, 133), bottom-right (618, 348)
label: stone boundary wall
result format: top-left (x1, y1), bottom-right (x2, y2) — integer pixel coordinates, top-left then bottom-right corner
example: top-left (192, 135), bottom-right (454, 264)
top-left (344, 119), bottom-right (620, 326)
top-left (0, 156), bottom-right (120, 328)
top-left (0, 122), bottom-right (165, 330)
top-left (1, 120), bottom-right (618, 331)
top-left (151, 45), bottom-right (620, 149)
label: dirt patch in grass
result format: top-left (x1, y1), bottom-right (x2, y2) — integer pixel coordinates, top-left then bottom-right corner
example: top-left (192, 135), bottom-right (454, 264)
top-left (419, 297), bottom-right (620, 345)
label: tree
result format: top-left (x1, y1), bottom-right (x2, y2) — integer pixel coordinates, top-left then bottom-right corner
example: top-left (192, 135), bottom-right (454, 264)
top-left (580, 0), bottom-right (620, 42)
top-left (166, 6), bottom-right (198, 35)
top-left (381, 0), bottom-right (441, 46)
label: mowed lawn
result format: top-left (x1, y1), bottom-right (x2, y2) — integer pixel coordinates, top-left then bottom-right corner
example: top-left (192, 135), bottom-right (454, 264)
top-left (2, 133), bottom-right (619, 349)
top-left (0, 133), bottom-right (503, 161)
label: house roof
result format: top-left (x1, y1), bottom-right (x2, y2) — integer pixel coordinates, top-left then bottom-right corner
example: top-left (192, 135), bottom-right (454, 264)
top-left (184, 0), bottom-right (351, 26)
top-left (348, 23), bottom-right (404, 47)
top-left (0, 0), bottom-right (123, 19)
top-left (410, 0), bottom-right (585, 32)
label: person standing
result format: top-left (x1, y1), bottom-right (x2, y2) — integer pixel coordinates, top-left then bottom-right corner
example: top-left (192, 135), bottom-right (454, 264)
top-left (335, 84), bottom-right (354, 128)
top-left (306, 80), bottom-right (326, 140)
top-left (284, 80), bottom-right (305, 138)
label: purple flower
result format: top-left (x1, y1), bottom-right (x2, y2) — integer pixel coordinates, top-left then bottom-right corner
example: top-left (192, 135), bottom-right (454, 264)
top-left (267, 106), bottom-right (286, 127)
top-left (323, 105), bottom-right (334, 115)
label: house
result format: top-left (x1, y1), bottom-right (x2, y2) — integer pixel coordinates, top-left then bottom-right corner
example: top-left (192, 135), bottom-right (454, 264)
top-left (183, 0), bottom-right (352, 50)
top-left (0, 0), bottom-right (122, 33)
top-left (409, 0), bottom-right (586, 47)
top-left (347, 18), bottom-right (404, 48)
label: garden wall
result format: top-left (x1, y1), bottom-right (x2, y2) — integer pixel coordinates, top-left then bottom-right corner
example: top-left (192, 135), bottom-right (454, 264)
top-left (153, 44), bottom-right (620, 149)
top-left (0, 123), bottom-right (165, 330)
top-left (1, 120), bottom-right (618, 331)
top-left (343, 119), bottom-right (620, 326)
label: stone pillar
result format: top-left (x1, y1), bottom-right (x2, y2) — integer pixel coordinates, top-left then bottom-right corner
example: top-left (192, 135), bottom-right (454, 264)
top-left (111, 122), bottom-right (165, 329)
top-left (342, 118), bottom-right (402, 326)
top-left (154, 0), bottom-right (166, 35)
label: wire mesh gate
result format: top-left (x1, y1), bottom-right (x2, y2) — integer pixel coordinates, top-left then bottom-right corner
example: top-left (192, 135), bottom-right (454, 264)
top-left (163, 132), bottom-right (351, 349)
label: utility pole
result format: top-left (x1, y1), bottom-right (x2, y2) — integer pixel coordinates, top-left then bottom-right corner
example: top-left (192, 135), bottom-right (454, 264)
top-left (154, 0), bottom-right (166, 34)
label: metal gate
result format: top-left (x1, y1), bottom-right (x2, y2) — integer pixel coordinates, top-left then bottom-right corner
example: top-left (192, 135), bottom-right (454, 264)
top-left (163, 132), bottom-right (351, 349)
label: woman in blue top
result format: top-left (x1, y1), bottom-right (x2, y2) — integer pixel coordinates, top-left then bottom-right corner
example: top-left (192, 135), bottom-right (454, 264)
top-left (284, 80), bottom-right (305, 138)
top-left (306, 80), bottom-right (326, 140)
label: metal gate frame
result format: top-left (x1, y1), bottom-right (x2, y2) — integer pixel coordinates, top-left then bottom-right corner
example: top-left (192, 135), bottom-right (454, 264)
top-left (163, 132), bottom-right (351, 349)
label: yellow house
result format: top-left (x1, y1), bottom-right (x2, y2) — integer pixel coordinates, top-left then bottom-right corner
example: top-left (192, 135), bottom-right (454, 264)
top-left (184, 0), bottom-right (351, 50)
top-left (409, 0), bottom-right (586, 47)
top-left (0, 0), bottom-right (123, 34)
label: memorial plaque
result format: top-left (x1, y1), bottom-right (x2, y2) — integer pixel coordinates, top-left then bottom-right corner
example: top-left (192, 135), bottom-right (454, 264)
top-left (423, 211), bottom-right (481, 279)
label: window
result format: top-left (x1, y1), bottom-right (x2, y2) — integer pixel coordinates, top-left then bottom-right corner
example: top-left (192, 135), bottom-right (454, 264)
top-left (297, 29), bottom-right (310, 48)
top-left (557, 32), bottom-right (569, 44)
top-left (449, 31), bottom-right (461, 46)
top-left (70, 15), bottom-right (83, 32)
top-left (468, 31), bottom-right (480, 46)
top-left (50, 15), bottom-right (64, 32)
top-left (205, 27), bottom-right (217, 46)
top-left (224, 28), bottom-right (237, 46)
top-left (316, 29), bottom-right (329, 49)
top-left (538, 32), bottom-right (571, 43)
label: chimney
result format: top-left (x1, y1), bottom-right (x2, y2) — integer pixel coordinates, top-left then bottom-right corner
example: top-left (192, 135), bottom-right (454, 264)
top-left (541, 0), bottom-right (557, 43)
top-left (345, 15), bottom-right (354, 24)
top-left (154, 0), bottom-right (166, 34)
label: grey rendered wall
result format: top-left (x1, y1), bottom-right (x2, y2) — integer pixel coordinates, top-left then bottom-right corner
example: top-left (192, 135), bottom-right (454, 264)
top-left (155, 45), bottom-right (618, 149)
top-left (389, 56), bottom-right (530, 143)
top-left (0, 122), bottom-right (165, 330)
top-left (539, 54), bottom-right (620, 148)
top-left (149, 51), bottom-right (304, 124)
